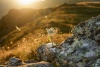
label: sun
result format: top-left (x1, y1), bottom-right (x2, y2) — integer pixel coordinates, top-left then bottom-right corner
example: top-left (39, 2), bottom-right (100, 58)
top-left (17, 0), bottom-right (37, 5)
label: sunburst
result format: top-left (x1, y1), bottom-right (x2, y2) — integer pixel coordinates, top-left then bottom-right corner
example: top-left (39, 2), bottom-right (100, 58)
top-left (17, 0), bottom-right (41, 5)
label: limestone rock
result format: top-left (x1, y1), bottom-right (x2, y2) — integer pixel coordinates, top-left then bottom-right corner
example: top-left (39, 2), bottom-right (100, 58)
top-left (77, 62), bottom-right (85, 67)
top-left (72, 15), bottom-right (100, 42)
top-left (37, 43), bottom-right (56, 62)
top-left (37, 15), bottom-right (100, 67)
top-left (94, 59), bottom-right (100, 67)
top-left (8, 57), bottom-right (22, 66)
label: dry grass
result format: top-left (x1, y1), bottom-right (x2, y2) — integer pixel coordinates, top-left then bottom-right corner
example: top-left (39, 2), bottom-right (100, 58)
top-left (0, 33), bottom-right (72, 64)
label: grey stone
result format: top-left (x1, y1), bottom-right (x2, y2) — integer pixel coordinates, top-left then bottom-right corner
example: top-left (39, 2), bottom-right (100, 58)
top-left (84, 51), bottom-right (96, 58)
top-left (8, 57), bottom-right (22, 66)
top-left (37, 15), bottom-right (100, 67)
top-left (94, 59), bottom-right (100, 67)
top-left (37, 43), bottom-right (56, 62)
top-left (77, 62), bottom-right (85, 67)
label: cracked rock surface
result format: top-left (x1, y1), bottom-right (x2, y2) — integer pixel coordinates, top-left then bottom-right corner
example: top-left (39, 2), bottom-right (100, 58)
top-left (37, 15), bottom-right (100, 67)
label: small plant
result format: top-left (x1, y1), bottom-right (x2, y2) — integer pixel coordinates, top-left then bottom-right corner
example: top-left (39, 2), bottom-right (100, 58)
top-left (46, 27), bottom-right (57, 46)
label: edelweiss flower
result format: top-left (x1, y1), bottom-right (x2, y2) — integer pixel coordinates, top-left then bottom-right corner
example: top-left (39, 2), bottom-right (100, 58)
top-left (46, 27), bottom-right (56, 35)
top-left (46, 27), bottom-right (56, 46)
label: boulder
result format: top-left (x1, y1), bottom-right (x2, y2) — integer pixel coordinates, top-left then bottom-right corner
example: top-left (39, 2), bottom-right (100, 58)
top-left (72, 15), bottom-right (100, 42)
top-left (37, 15), bottom-right (100, 67)
top-left (8, 57), bottom-right (22, 66)
top-left (27, 61), bottom-right (54, 67)
top-left (37, 43), bottom-right (56, 62)
top-left (94, 59), bottom-right (100, 67)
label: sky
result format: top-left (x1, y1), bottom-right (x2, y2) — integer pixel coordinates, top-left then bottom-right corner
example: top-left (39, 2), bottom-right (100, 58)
top-left (0, 0), bottom-right (100, 19)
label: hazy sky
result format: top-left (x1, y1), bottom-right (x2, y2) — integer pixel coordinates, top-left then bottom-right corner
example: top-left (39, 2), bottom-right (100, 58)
top-left (0, 0), bottom-right (100, 19)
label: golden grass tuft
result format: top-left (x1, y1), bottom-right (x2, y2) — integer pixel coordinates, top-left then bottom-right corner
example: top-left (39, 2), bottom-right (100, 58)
top-left (0, 33), bottom-right (72, 64)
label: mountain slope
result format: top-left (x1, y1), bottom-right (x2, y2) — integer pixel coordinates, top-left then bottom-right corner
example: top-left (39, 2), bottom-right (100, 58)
top-left (0, 8), bottom-right (54, 38)
top-left (0, 2), bottom-right (100, 64)
top-left (0, 3), bottom-right (100, 48)
top-left (77, 2), bottom-right (100, 7)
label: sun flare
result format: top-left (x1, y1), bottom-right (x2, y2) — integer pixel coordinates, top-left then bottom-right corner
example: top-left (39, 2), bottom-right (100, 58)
top-left (17, 0), bottom-right (40, 5)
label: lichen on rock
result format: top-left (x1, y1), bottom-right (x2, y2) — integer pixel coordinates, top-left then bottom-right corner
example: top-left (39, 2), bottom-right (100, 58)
top-left (37, 15), bottom-right (100, 67)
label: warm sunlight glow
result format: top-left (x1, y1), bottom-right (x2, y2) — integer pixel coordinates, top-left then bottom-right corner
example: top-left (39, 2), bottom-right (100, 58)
top-left (17, 0), bottom-right (44, 6)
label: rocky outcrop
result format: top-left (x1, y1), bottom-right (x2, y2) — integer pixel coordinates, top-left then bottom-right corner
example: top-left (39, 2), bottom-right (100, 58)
top-left (37, 43), bottom-right (56, 62)
top-left (8, 57), bottom-right (22, 66)
top-left (37, 15), bottom-right (100, 67)
top-left (7, 58), bottom-right (54, 67)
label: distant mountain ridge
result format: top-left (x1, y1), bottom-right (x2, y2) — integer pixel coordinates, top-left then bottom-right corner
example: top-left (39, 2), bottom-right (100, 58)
top-left (76, 2), bottom-right (100, 7)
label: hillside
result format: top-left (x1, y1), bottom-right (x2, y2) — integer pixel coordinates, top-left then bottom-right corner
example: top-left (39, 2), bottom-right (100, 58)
top-left (77, 2), bottom-right (100, 7)
top-left (0, 2), bottom-right (100, 64)
top-left (0, 8), bottom-right (54, 38)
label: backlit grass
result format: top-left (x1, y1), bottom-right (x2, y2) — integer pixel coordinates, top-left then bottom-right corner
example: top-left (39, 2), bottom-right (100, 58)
top-left (0, 33), bottom-right (72, 64)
